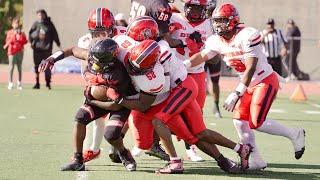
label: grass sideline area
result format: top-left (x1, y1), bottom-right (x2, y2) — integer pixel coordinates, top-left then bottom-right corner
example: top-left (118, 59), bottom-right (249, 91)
top-left (0, 84), bottom-right (319, 180)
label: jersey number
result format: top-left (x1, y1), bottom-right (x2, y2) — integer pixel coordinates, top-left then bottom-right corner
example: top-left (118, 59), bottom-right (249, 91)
top-left (129, 1), bottom-right (147, 22)
top-left (121, 40), bottom-right (132, 49)
top-left (146, 71), bottom-right (156, 80)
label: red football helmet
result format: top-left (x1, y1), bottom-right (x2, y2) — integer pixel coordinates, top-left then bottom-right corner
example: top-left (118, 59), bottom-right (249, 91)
top-left (212, 3), bottom-right (240, 35)
top-left (127, 16), bottom-right (159, 41)
top-left (184, 0), bottom-right (208, 22)
top-left (126, 40), bottom-right (160, 75)
top-left (87, 8), bottom-right (115, 36)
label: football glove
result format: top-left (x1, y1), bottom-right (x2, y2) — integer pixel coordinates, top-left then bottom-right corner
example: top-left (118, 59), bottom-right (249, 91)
top-left (106, 87), bottom-right (123, 104)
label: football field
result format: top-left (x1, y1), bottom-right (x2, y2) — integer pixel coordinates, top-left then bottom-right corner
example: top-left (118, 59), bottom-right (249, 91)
top-left (0, 84), bottom-right (319, 180)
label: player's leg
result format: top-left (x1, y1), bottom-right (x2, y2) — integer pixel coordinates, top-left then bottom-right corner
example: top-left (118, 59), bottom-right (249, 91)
top-left (83, 117), bottom-right (104, 162)
top-left (61, 104), bottom-right (108, 171)
top-left (32, 52), bottom-right (41, 89)
top-left (104, 109), bottom-right (136, 171)
top-left (250, 73), bottom-right (305, 159)
top-left (7, 55), bottom-right (14, 90)
top-left (206, 61), bottom-right (222, 118)
top-left (181, 98), bottom-right (252, 170)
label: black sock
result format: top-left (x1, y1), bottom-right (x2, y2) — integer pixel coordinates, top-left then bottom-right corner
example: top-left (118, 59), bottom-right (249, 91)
top-left (214, 100), bottom-right (220, 111)
top-left (74, 152), bottom-right (83, 162)
top-left (184, 142), bottom-right (191, 150)
top-left (216, 154), bottom-right (225, 162)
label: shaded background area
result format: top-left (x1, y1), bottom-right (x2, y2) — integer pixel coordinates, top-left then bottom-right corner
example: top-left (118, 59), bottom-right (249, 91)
top-left (0, 0), bottom-right (319, 79)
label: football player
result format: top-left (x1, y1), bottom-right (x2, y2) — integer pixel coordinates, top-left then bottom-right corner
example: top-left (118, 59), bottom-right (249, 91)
top-left (184, 3), bottom-right (306, 170)
top-left (129, 0), bottom-right (183, 47)
top-left (39, 39), bottom-right (138, 172)
top-left (108, 17), bottom-right (253, 174)
top-left (77, 7), bottom-right (127, 163)
top-left (169, 0), bottom-right (218, 160)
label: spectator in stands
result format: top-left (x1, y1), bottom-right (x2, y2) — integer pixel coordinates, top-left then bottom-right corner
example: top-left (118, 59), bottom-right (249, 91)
top-left (3, 17), bottom-right (28, 90)
top-left (261, 18), bottom-right (287, 76)
top-left (286, 19), bottom-right (309, 80)
top-left (29, 9), bottom-right (60, 89)
top-left (114, 13), bottom-right (128, 27)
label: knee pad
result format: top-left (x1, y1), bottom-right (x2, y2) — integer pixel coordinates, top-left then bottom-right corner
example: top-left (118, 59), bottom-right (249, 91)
top-left (104, 120), bottom-right (123, 141)
top-left (75, 108), bottom-right (92, 125)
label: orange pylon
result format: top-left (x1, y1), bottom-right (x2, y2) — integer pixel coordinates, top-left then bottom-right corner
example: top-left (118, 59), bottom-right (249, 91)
top-left (290, 84), bottom-right (307, 101)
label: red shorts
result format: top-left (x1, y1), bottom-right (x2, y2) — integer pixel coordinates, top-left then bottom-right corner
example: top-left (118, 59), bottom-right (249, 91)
top-left (154, 76), bottom-right (207, 142)
top-left (233, 72), bottom-right (279, 129)
top-left (189, 72), bottom-right (207, 109)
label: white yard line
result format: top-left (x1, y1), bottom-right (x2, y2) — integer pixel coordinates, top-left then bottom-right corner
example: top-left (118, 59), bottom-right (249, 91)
top-left (308, 102), bottom-right (320, 108)
top-left (269, 109), bottom-right (286, 113)
top-left (302, 110), bottom-right (320, 115)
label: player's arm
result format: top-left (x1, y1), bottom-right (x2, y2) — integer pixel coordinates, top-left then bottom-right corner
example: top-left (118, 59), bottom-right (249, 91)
top-left (184, 49), bottom-right (218, 68)
top-left (38, 47), bottom-right (88, 72)
top-left (87, 100), bottom-right (122, 111)
top-left (241, 57), bottom-right (258, 87)
top-left (119, 91), bottom-right (156, 112)
top-left (106, 88), bottom-right (156, 112)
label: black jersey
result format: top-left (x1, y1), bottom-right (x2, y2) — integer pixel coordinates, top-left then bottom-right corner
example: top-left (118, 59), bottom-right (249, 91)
top-left (85, 61), bottom-right (137, 97)
top-left (129, 0), bottom-right (172, 36)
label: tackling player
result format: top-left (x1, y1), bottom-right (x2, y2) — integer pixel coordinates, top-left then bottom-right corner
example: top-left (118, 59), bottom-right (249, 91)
top-left (184, 3), bottom-right (306, 170)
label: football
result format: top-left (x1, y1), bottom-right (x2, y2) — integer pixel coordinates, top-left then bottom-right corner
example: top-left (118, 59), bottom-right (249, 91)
top-left (90, 85), bottom-right (110, 101)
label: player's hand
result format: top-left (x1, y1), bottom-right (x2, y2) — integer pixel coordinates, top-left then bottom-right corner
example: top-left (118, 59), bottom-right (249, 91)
top-left (84, 86), bottom-right (94, 104)
top-left (38, 57), bottom-right (55, 72)
top-left (106, 87), bottom-right (123, 104)
top-left (223, 92), bottom-right (240, 112)
top-left (186, 37), bottom-right (201, 54)
top-left (189, 31), bottom-right (202, 43)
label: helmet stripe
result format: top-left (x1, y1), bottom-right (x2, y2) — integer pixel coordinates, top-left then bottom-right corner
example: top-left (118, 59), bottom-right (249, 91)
top-left (127, 16), bottom-right (158, 34)
top-left (135, 41), bottom-right (158, 65)
top-left (96, 7), bottom-right (102, 27)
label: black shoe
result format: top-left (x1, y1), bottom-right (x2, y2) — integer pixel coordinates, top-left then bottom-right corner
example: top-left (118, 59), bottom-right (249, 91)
top-left (145, 144), bottom-right (170, 161)
top-left (109, 146), bottom-right (122, 163)
top-left (217, 156), bottom-right (244, 174)
top-left (46, 83), bottom-right (51, 90)
top-left (33, 84), bottom-right (40, 89)
top-left (60, 159), bottom-right (85, 171)
top-left (118, 148), bottom-right (136, 171)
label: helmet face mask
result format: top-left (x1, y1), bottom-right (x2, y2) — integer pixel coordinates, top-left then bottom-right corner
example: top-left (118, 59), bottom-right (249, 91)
top-left (212, 17), bottom-right (230, 35)
top-left (88, 38), bottom-right (119, 73)
top-left (184, 1), bottom-right (207, 22)
top-left (87, 8), bottom-right (115, 38)
top-left (212, 3), bottom-right (240, 37)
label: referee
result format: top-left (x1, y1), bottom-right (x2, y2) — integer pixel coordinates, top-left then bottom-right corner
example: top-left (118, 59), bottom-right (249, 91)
top-left (261, 18), bottom-right (288, 76)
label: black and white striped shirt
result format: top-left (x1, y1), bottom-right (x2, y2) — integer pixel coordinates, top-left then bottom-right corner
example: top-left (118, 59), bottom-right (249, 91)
top-left (261, 29), bottom-right (287, 58)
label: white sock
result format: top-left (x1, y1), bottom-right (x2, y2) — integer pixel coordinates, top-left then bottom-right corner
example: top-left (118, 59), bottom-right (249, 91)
top-left (256, 119), bottom-right (295, 140)
top-left (90, 118), bottom-right (105, 152)
top-left (83, 125), bottom-right (91, 150)
top-left (233, 143), bottom-right (240, 152)
top-left (233, 119), bottom-right (264, 161)
top-left (170, 157), bottom-right (181, 161)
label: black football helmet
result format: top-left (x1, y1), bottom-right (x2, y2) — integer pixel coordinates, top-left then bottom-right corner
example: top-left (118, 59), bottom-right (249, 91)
top-left (88, 38), bottom-right (119, 73)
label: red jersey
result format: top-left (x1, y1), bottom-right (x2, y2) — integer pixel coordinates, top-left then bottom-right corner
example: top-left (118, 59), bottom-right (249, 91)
top-left (4, 29), bottom-right (28, 55)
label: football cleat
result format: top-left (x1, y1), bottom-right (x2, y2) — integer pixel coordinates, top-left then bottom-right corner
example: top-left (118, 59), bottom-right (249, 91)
top-left (155, 159), bottom-right (184, 174)
top-left (60, 159), bottom-right (85, 171)
top-left (217, 157), bottom-right (243, 174)
top-left (248, 158), bottom-right (267, 171)
top-left (237, 144), bottom-right (253, 170)
top-left (83, 149), bottom-right (101, 163)
top-left (131, 146), bottom-right (143, 157)
top-left (292, 129), bottom-right (306, 160)
top-left (145, 144), bottom-right (170, 161)
top-left (109, 146), bottom-right (122, 163)
top-left (186, 145), bottom-right (204, 162)
top-left (118, 148), bottom-right (137, 171)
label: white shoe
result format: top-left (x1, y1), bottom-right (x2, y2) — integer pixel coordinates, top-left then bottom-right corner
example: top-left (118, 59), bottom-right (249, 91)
top-left (186, 145), bottom-right (203, 162)
top-left (8, 82), bottom-right (13, 90)
top-left (248, 158), bottom-right (267, 170)
top-left (214, 112), bottom-right (222, 118)
top-left (17, 82), bottom-right (22, 90)
top-left (131, 146), bottom-right (142, 157)
top-left (292, 129), bottom-right (305, 159)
